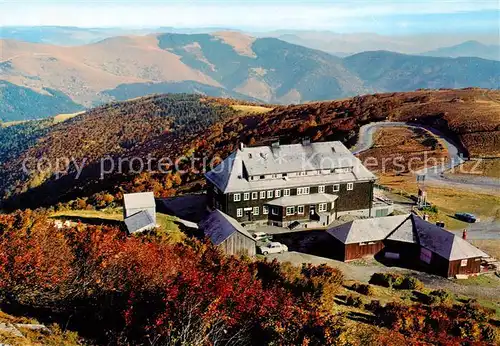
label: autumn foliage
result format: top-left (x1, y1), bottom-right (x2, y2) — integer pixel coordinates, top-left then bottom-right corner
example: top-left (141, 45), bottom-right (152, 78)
top-left (0, 210), bottom-right (499, 345)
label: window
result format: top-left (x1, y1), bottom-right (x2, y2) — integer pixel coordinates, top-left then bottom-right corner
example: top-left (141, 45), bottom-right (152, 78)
top-left (237, 208), bottom-right (243, 217)
top-left (318, 185), bottom-right (325, 193)
top-left (260, 175), bottom-right (265, 180)
top-left (272, 174), bottom-right (278, 178)
top-left (233, 193), bottom-right (241, 202)
top-left (420, 248), bottom-right (432, 264)
top-left (460, 259), bottom-right (468, 267)
top-left (243, 192), bottom-right (250, 201)
top-left (253, 206), bottom-right (259, 216)
top-left (260, 191), bottom-right (266, 199)
top-left (283, 189), bottom-right (290, 196)
top-left (347, 183), bottom-right (354, 191)
top-left (331, 201), bottom-right (335, 209)
top-left (299, 171), bottom-right (306, 176)
top-left (297, 205), bottom-right (304, 214)
top-left (267, 190), bottom-right (273, 198)
top-left (263, 205), bottom-right (269, 215)
top-left (297, 187), bottom-right (310, 195)
top-left (275, 190), bottom-right (281, 198)
top-left (272, 207), bottom-right (279, 215)
top-left (318, 203), bottom-right (327, 212)
top-left (282, 173), bottom-right (287, 177)
top-left (286, 206), bottom-right (295, 215)
top-left (252, 192), bottom-right (258, 200)
top-left (250, 176), bottom-right (254, 181)
top-left (333, 184), bottom-right (340, 192)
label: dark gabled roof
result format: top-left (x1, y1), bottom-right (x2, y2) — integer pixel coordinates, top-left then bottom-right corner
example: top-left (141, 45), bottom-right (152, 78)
top-left (328, 214), bottom-right (488, 261)
top-left (410, 214), bottom-right (487, 261)
top-left (123, 192), bottom-right (155, 210)
top-left (124, 210), bottom-right (156, 234)
top-left (198, 210), bottom-right (255, 246)
top-left (327, 214), bottom-right (409, 244)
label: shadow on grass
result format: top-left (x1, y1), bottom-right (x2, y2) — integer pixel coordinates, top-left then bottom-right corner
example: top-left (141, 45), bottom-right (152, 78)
top-left (347, 311), bottom-right (375, 324)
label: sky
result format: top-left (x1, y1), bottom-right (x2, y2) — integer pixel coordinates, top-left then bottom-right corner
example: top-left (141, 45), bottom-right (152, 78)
top-left (1, 0), bottom-right (499, 34)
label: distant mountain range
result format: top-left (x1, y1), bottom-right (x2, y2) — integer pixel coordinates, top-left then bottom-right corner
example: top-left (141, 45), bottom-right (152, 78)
top-left (1, 32), bottom-right (499, 121)
top-left (421, 40), bottom-right (500, 61)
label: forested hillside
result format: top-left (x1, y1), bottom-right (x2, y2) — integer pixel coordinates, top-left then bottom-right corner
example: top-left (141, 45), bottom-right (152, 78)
top-left (0, 89), bottom-right (498, 211)
top-left (0, 80), bottom-right (83, 122)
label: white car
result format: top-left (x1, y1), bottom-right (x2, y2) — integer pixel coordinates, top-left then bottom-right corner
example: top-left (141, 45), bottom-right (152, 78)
top-left (252, 232), bottom-right (272, 242)
top-left (259, 242), bottom-right (288, 255)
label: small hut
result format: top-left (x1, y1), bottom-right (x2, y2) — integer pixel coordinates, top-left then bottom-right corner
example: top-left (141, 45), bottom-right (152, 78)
top-left (326, 215), bottom-right (408, 261)
top-left (199, 210), bottom-right (256, 257)
top-left (123, 192), bottom-right (156, 224)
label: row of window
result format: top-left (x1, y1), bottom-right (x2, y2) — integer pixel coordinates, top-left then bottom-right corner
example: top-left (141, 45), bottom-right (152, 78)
top-left (232, 183), bottom-right (353, 202)
top-left (236, 206), bottom-right (270, 217)
top-left (248, 167), bottom-right (353, 181)
top-left (236, 202), bottom-right (333, 218)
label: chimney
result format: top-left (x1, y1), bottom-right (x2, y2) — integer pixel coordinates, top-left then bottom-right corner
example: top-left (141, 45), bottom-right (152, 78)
top-left (302, 137), bottom-right (311, 146)
top-left (239, 143), bottom-right (245, 151)
top-left (271, 141), bottom-right (280, 148)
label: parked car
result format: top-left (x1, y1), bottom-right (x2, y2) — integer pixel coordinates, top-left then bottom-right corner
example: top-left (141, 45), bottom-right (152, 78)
top-left (455, 212), bottom-right (478, 223)
top-left (252, 232), bottom-right (272, 242)
top-left (259, 242), bottom-right (288, 255)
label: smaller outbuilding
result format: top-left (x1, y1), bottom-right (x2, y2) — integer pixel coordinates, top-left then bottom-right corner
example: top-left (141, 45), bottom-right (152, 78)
top-left (199, 210), bottom-right (256, 257)
top-left (326, 214), bottom-right (408, 261)
top-left (123, 192), bottom-right (156, 225)
top-left (124, 210), bottom-right (156, 234)
top-left (327, 213), bottom-right (489, 277)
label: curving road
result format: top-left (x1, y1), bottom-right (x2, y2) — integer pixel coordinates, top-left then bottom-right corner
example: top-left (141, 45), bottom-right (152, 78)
top-left (351, 121), bottom-right (500, 194)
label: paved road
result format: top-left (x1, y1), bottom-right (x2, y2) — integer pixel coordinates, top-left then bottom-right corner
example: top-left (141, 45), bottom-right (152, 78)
top-left (351, 121), bottom-right (500, 194)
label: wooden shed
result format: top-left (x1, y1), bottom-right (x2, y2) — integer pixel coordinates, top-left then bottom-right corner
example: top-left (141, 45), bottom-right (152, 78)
top-left (385, 214), bottom-right (488, 278)
top-left (123, 192), bottom-right (156, 225)
top-left (327, 214), bottom-right (488, 277)
top-left (199, 210), bottom-right (256, 257)
top-left (326, 215), bottom-right (409, 261)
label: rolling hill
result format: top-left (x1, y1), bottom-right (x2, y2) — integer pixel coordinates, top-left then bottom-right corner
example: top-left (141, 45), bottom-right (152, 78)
top-left (1, 32), bottom-right (500, 122)
top-left (1, 89), bottom-right (498, 210)
top-left (422, 40), bottom-right (500, 61)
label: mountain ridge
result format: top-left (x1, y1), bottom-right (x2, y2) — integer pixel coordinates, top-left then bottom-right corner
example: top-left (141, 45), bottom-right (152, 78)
top-left (1, 32), bottom-right (499, 121)
top-left (421, 40), bottom-right (500, 61)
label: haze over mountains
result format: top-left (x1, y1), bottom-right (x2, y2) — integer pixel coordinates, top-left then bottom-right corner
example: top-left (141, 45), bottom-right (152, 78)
top-left (1, 31), bottom-right (499, 121)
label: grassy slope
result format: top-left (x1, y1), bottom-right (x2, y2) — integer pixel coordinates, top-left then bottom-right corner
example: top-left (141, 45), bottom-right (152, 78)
top-left (446, 159), bottom-right (500, 179)
top-left (361, 126), bottom-right (500, 229)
